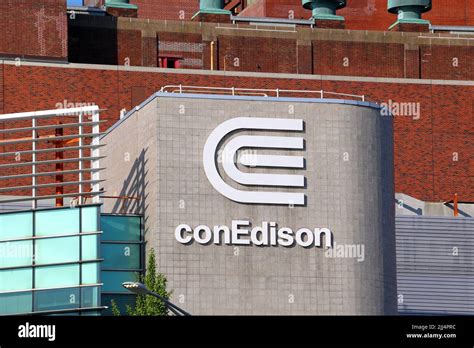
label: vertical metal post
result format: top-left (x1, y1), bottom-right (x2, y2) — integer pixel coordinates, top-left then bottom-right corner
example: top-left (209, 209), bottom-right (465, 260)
top-left (78, 112), bottom-right (83, 205)
top-left (91, 110), bottom-right (101, 204)
top-left (454, 193), bottom-right (458, 217)
top-left (210, 41), bottom-right (215, 71)
top-left (32, 117), bottom-right (37, 209)
top-left (55, 123), bottom-right (64, 207)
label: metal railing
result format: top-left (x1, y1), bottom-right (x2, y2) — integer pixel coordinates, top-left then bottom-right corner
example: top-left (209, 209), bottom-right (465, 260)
top-left (230, 15), bottom-right (315, 28)
top-left (159, 85), bottom-right (366, 102)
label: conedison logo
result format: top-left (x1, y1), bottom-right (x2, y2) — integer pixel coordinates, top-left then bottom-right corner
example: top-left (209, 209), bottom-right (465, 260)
top-left (203, 117), bottom-right (306, 205)
top-left (175, 220), bottom-right (333, 249)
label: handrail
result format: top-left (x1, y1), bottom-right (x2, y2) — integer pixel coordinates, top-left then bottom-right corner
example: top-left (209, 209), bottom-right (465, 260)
top-left (159, 85), bottom-right (366, 102)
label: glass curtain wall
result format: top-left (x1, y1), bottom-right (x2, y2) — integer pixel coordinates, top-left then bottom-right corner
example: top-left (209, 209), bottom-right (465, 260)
top-left (100, 214), bottom-right (142, 315)
top-left (0, 205), bottom-right (102, 315)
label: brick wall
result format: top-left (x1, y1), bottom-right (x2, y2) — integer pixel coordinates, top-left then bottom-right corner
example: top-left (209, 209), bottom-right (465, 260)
top-left (218, 36), bottom-right (297, 73)
top-left (0, 62), bottom-right (472, 202)
top-left (0, 64), bottom-right (3, 114)
top-left (158, 32), bottom-right (204, 69)
top-left (131, 0), bottom-right (199, 21)
top-left (421, 45), bottom-right (474, 81)
top-left (118, 30), bottom-right (142, 66)
top-left (68, 17), bottom-right (474, 82)
top-left (0, 0), bottom-right (67, 60)
top-left (313, 41), bottom-right (405, 78)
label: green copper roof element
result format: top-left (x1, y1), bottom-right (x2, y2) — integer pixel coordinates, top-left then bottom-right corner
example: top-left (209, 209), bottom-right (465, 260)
top-left (388, 0), bottom-right (431, 20)
top-left (192, 0), bottom-right (231, 19)
top-left (302, 0), bottom-right (346, 21)
top-left (105, 0), bottom-right (138, 10)
top-left (200, 0), bottom-right (225, 10)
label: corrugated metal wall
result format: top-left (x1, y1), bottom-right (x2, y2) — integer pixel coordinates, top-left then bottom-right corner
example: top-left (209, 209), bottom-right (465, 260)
top-left (396, 216), bottom-right (474, 315)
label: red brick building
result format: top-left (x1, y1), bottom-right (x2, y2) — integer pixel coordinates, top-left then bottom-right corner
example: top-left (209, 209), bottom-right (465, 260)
top-left (0, 0), bottom-right (472, 203)
top-left (0, 0), bottom-right (68, 60)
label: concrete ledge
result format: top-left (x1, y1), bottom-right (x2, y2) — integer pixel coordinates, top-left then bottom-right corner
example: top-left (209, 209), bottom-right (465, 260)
top-left (2, 59), bottom-right (472, 87)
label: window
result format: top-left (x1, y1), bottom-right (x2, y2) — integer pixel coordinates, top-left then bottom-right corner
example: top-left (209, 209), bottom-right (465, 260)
top-left (0, 291), bottom-right (32, 315)
top-left (80, 311), bottom-right (101, 316)
top-left (35, 237), bottom-right (80, 265)
top-left (36, 209), bottom-right (80, 236)
top-left (0, 268), bottom-right (32, 291)
top-left (81, 262), bottom-right (100, 285)
top-left (81, 206), bottom-right (99, 233)
top-left (101, 294), bottom-right (136, 316)
top-left (101, 244), bottom-right (140, 269)
top-left (0, 212), bottom-right (33, 241)
top-left (0, 206), bottom-right (102, 315)
top-left (101, 216), bottom-right (141, 241)
top-left (35, 265), bottom-right (80, 288)
top-left (0, 240), bottom-right (33, 268)
top-left (81, 286), bottom-right (100, 308)
top-left (102, 271), bottom-right (137, 293)
top-left (34, 288), bottom-right (80, 312)
top-left (82, 234), bottom-right (99, 260)
top-left (158, 57), bottom-right (183, 69)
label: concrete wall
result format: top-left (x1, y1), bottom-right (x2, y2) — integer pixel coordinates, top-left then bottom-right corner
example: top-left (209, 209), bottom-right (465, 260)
top-left (101, 93), bottom-right (396, 315)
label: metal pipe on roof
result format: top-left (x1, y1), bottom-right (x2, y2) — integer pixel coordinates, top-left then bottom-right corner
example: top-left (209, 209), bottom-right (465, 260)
top-left (388, 0), bottom-right (432, 21)
top-left (302, 0), bottom-right (346, 21)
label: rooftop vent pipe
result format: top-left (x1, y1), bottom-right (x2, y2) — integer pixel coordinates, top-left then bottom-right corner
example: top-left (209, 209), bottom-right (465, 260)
top-left (105, 0), bottom-right (137, 7)
top-left (199, 0), bottom-right (230, 14)
top-left (193, 0), bottom-right (231, 21)
top-left (302, 0), bottom-right (347, 21)
top-left (388, 0), bottom-right (432, 27)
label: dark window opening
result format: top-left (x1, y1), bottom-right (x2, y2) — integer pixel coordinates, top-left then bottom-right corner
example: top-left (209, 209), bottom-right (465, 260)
top-left (158, 57), bottom-right (183, 69)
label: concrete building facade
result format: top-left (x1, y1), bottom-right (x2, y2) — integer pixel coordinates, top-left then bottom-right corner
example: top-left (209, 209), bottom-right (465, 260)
top-left (100, 93), bottom-right (397, 314)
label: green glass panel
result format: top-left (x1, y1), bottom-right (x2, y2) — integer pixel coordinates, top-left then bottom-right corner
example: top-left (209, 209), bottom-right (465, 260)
top-left (0, 268), bottom-right (32, 291)
top-left (82, 235), bottom-right (99, 260)
top-left (101, 271), bottom-right (137, 293)
top-left (0, 240), bottom-right (33, 268)
top-left (81, 262), bottom-right (100, 284)
top-left (35, 237), bottom-right (79, 265)
top-left (81, 286), bottom-right (100, 308)
top-left (0, 212), bottom-right (33, 241)
top-left (48, 312), bottom-right (80, 316)
top-left (81, 206), bottom-right (99, 233)
top-left (101, 294), bottom-right (136, 316)
top-left (34, 288), bottom-right (80, 312)
top-left (0, 291), bottom-right (32, 315)
top-left (101, 216), bottom-right (141, 241)
top-left (35, 265), bottom-right (80, 288)
top-left (35, 209), bottom-right (80, 236)
top-left (101, 244), bottom-right (140, 269)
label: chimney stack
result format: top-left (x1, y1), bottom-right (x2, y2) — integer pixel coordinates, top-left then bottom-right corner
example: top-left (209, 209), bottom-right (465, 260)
top-left (302, 0), bottom-right (347, 29)
top-left (192, 0), bottom-right (232, 23)
top-left (388, 0), bottom-right (432, 32)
